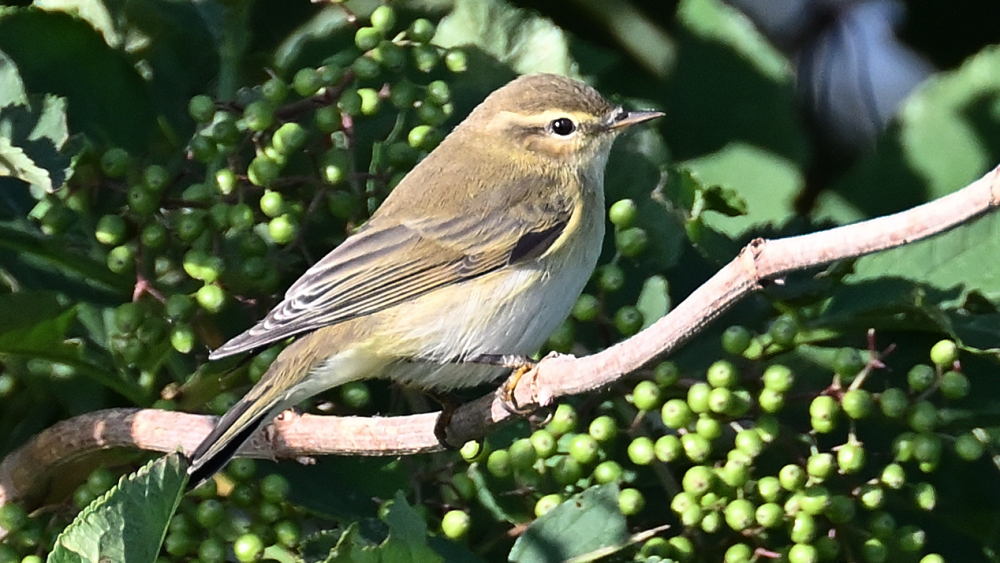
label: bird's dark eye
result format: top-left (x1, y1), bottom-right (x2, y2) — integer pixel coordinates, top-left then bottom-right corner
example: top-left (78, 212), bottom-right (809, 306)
top-left (550, 117), bottom-right (576, 136)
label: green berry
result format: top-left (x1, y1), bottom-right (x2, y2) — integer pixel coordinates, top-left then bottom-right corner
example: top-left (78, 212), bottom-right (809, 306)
top-left (248, 155), bottom-right (280, 187)
top-left (588, 415), bottom-right (617, 443)
top-left (755, 502), bottom-right (783, 528)
top-left (631, 380), bottom-right (662, 411)
top-left (779, 464), bottom-right (806, 491)
top-left (806, 452), bottom-right (835, 481)
top-left (681, 433), bottom-right (711, 462)
top-left (188, 94), bottom-right (215, 123)
top-left (898, 525), bottom-right (926, 552)
top-left (955, 432), bottom-right (984, 461)
top-left (107, 244), bottom-right (135, 274)
top-left (548, 403), bottom-right (577, 435)
top-left (758, 388), bottom-right (785, 413)
top-left (788, 543), bottom-right (818, 563)
top-left (262, 77), bottom-right (289, 104)
top-left (441, 510), bottom-right (470, 539)
top-left (879, 387), bottom-right (909, 418)
top-left (833, 347), bottom-right (865, 376)
top-left (768, 315), bottom-right (798, 347)
top-left (907, 364), bottom-right (936, 392)
top-left (352, 56), bottom-right (381, 79)
top-left (908, 400), bottom-right (938, 432)
top-left (571, 294), bottom-right (601, 322)
top-left (913, 483), bottom-right (937, 511)
top-left (196, 284), bottom-right (225, 313)
top-left (608, 199), bottom-right (637, 228)
top-left (880, 463), bottom-right (906, 489)
top-left (96, 214), bottom-right (127, 245)
top-left (596, 264), bottom-right (624, 292)
top-left (724, 498), bottom-right (755, 531)
top-left (809, 395), bottom-right (839, 425)
top-left (718, 458), bottom-right (750, 487)
top-left (858, 484), bottom-right (884, 509)
top-left (930, 339), bottom-right (959, 367)
top-left (940, 370), bottom-right (969, 399)
top-left (426, 80), bottom-right (451, 106)
top-left (615, 227), bottom-right (648, 257)
top-left (841, 388), bottom-right (873, 419)
top-left (459, 440), bottom-right (485, 463)
top-left (568, 434), bottom-right (599, 465)
top-left (534, 494), bottom-right (562, 517)
top-left (825, 495), bottom-right (856, 524)
top-left (757, 476), bottom-right (781, 502)
top-left (444, 49), bottom-right (467, 73)
top-left (260, 473), bottom-right (290, 503)
top-left (707, 387), bottom-right (733, 413)
top-left (862, 537), bottom-right (888, 563)
top-left (552, 456), bottom-right (582, 485)
top-left (143, 164), bottom-right (170, 192)
top-left (593, 460), bottom-right (623, 484)
top-left (100, 147), bottom-right (131, 178)
top-left (721, 325), bottom-right (752, 355)
top-left (486, 449), bottom-right (512, 478)
top-left (338, 89), bottom-right (363, 116)
top-left (706, 360), bottom-right (738, 388)
top-left (358, 88), bottom-right (381, 116)
top-left (412, 44), bottom-right (440, 73)
top-left (293, 67), bottom-right (322, 97)
top-left (408, 18), bottom-right (435, 43)
top-left (653, 362), bottom-right (680, 387)
top-left (530, 429), bottom-right (556, 458)
top-left (0, 504), bottom-right (28, 533)
top-left (369, 5), bottom-right (396, 34)
top-left (763, 364), bottom-right (794, 392)
top-left (661, 398), bottom-right (694, 429)
top-left (734, 428), bottom-right (764, 457)
top-left (242, 100), bottom-right (274, 132)
top-left (687, 382), bottom-right (711, 414)
top-left (272, 122), bottom-right (307, 154)
top-left (407, 124), bottom-right (436, 149)
top-left (789, 512), bottom-right (817, 543)
top-left (695, 415), bottom-right (722, 440)
top-left (269, 214), bottom-right (298, 244)
top-left (654, 435), bottom-right (682, 462)
top-left (508, 438), bottom-right (537, 471)
top-left (627, 436), bottom-right (655, 466)
top-left (837, 442), bottom-right (865, 473)
top-left (682, 465), bottom-right (714, 496)
top-left (618, 488), bottom-right (644, 515)
top-left (233, 533), bottom-right (264, 563)
top-left (724, 543), bottom-right (753, 563)
top-left (355, 26), bottom-right (381, 50)
top-left (613, 306), bottom-right (643, 336)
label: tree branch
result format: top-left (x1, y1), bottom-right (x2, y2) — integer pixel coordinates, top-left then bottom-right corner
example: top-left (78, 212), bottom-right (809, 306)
top-left (3, 165), bottom-right (998, 509)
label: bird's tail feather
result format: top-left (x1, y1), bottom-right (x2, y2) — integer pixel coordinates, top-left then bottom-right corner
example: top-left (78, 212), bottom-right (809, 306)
top-left (186, 393), bottom-right (278, 487)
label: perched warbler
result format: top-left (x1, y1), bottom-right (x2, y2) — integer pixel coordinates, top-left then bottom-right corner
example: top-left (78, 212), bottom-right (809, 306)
top-left (187, 73), bottom-right (662, 482)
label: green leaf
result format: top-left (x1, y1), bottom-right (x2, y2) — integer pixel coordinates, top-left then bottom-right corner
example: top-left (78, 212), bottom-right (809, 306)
top-left (848, 210), bottom-right (1000, 302)
top-left (0, 7), bottom-right (156, 152)
top-left (433, 0), bottom-right (576, 76)
top-left (821, 45), bottom-right (1000, 222)
top-left (509, 484), bottom-right (629, 563)
top-left (317, 492), bottom-right (442, 563)
top-left (0, 49), bottom-right (27, 107)
top-left (636, 275), bottom-right (670, 329)
top-left (0, 93), bottom-right (74, 194)
top-left (48, 454), bottom-right (188, 563)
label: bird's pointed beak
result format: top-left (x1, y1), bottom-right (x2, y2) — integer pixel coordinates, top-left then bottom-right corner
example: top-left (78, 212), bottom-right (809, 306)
top-left (607, 108), bottom-right (665, 131)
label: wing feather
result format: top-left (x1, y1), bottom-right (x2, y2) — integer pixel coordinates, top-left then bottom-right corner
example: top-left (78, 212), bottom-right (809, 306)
top-left (208, 198), bottom-right (573, 360)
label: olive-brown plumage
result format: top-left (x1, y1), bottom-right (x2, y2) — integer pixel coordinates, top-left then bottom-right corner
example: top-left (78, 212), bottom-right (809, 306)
top-left (187, 73), bottom-right (662, 483)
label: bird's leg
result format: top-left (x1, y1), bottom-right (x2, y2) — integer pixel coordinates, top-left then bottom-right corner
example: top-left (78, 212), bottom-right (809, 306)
top-left (423, 390), bottom-right (462, 450)
top-left (469, 354), bottom-right (536, 415)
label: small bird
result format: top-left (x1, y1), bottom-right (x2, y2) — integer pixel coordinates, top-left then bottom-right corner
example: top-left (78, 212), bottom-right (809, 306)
top-left (186, 73), bottom-right (662, 483)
